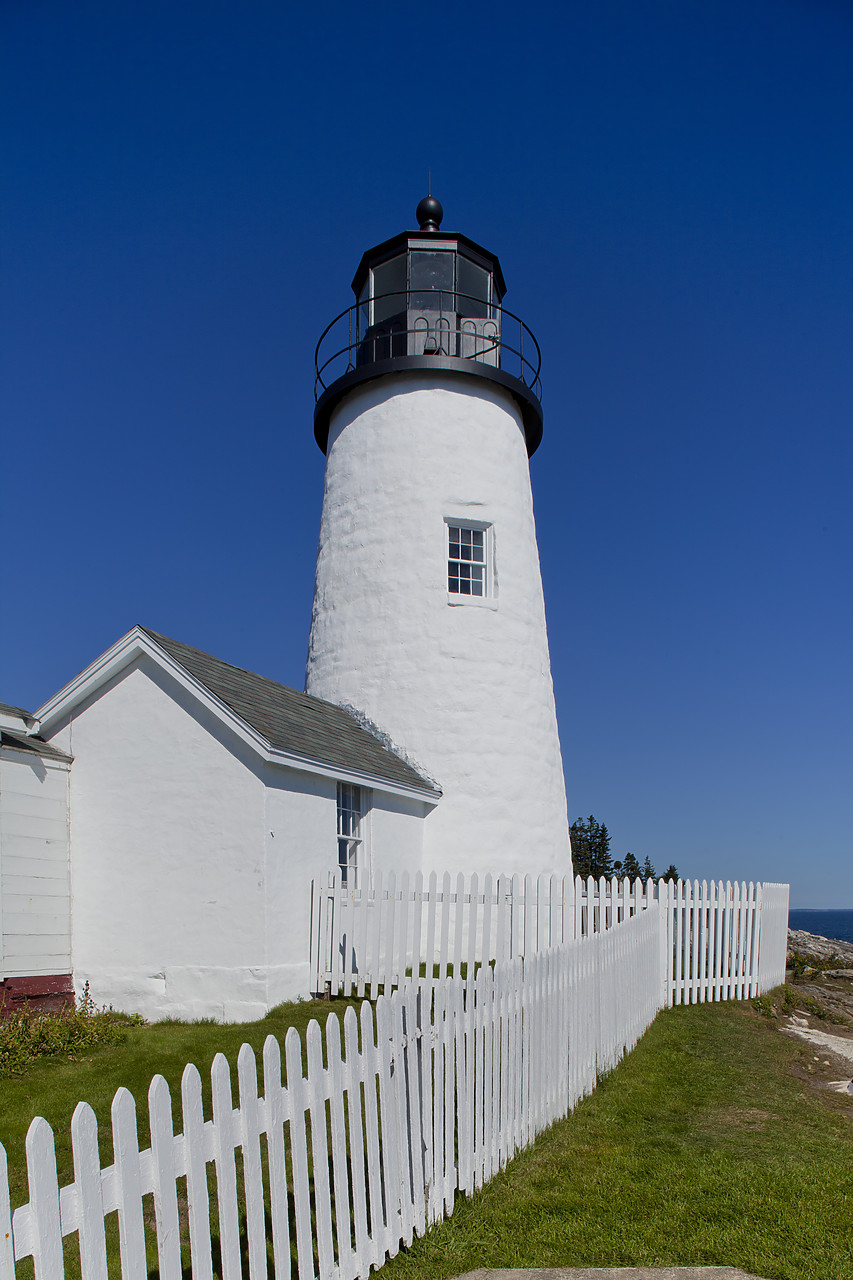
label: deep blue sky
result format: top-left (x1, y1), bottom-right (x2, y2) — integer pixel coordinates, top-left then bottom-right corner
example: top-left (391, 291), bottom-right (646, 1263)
top-left (3, 0), bottom-right (850, 906)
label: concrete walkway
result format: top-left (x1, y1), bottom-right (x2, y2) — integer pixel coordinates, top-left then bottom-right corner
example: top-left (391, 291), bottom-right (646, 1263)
top-left (452, 1268), bottom-right (769, 1280)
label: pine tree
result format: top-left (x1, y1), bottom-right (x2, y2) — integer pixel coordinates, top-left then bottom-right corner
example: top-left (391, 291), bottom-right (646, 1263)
top-left (621, 851), bottom-right (641, 881)
top-left (570, 816), bottom-right (673, 884)
top-left (570, 814), bottom-right (613, 878)
top-left (594, 821), bottom-right (614, 878)
top-left (569, 815), bottom-right (593, 879)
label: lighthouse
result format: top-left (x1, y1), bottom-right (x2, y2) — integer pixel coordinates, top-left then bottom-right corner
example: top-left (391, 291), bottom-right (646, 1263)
top-left (306, 197), bottom-right (571, 882)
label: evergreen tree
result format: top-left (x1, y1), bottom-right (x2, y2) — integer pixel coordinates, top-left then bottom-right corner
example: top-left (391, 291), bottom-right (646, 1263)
top-left (570, 817), bottom-right (676, 884)
top-left (569, 815), bottom-right (593, 879)
top-left (570, 815), bottom-right (614, 879)
top-left (621, 851), bottom-right (641, 881)
top-left (595, 821), bottom-right (614, 878)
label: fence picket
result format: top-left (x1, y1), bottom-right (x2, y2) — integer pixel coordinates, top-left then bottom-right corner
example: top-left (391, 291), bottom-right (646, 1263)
top-left (210, 1056), bottom-right (242, 1280)
top-left (342, 1007), bottom-right (370, 1278)
top-left (368, 870), bottom-right (383, 1001)
top-left (452, 874), bottom-right (465, 978)
top-left (181, 1064), bottom-right (213, 1280)
top-left (383, 872), bottom-right (397, 993)
top-left (284, 1029), bottom-right (314, 1280)
top-left (0, 1146), bottom-right (14, 1280)
top-left (147, 1077), bottom-right (181, 1280)
top-left (375, 997), bottom-right (402, 1254)
top-left (305, 1022), bottom-right (335, 1280)
top-left (111, 1089), bottom-right (146, 1280)
top-left (70, 1104), bottom-right (108, 1280)
top-left (402, 988), bottom-right (426, 1239)
top-left (325, 1014), bottom-right (352, 1277)
top-left (26, 1120), bottom-right (63, 1280)
top-left (261, 1035), bottom-right (291, 1280)
top-left (411, 872), bottom-right (424, 986)
top-left (236, 1045), bottom-right (267, 1280)
top-left (397, 872), bottom-right (411, 988)
top-left (467, 873), bottom-right (479, 984)
top-left (357, 1001), bottom-right (386, 1265)
top-left (424, 871), bottom-right (438, 986)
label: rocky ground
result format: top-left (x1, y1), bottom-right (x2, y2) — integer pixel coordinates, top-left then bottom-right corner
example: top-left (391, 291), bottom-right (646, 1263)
top-left (780, 928), bottom-right (853, 1095)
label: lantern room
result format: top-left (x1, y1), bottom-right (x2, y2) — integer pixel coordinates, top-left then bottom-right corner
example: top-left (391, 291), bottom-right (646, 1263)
top-left (314, 196), bottom-right (543, 456)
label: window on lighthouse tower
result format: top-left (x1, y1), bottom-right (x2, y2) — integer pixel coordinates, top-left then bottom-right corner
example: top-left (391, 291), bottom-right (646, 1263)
top-left (446, 521), bottom-right (493, 599)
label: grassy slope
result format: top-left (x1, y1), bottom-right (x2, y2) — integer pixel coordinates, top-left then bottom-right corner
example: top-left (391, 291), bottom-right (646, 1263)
top-left (0, 995), bottom-right (850, 1280)
top-left (380, 999), bottom-right (853, 1280)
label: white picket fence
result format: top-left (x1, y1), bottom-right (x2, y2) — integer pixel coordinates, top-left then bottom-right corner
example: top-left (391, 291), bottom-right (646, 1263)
top-left (1, 908), bottom-right (663, 1280)
top-left (311, 871), bottom-right (790, 1005)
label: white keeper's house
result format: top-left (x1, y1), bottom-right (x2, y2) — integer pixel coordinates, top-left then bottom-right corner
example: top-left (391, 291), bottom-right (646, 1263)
top-left (1, 197), bottom-right (572, 1021)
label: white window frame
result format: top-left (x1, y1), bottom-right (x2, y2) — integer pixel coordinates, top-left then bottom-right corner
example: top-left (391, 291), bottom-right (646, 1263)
top-left (445, 518), bottom-right (497, 608)
top-left (336, 782), bottom-right (371, 888)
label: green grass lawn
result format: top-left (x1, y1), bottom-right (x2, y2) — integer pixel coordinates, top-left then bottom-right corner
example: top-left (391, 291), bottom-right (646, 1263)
top-left (0, 992), bottom-right (850, 1280)
top-left (380, 995), bottom-right (853, 1280)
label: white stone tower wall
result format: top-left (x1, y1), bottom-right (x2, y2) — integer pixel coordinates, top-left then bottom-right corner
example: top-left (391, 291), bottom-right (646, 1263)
top-left (306, 371), bottom-right (571, 879)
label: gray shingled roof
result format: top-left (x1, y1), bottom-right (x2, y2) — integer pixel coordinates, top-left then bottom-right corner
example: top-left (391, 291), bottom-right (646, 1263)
top-left (140, 628), bottom-right (438, 795)
top-left (0, 731), bottom-right (72, 761)
top-left (0, 701), bottom-right (72, 760)
top-left (0, 700), bottom-right (36, 720)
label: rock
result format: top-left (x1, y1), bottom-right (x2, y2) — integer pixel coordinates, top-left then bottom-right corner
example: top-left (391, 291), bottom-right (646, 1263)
top-left (788, 929), bottom-right (853, 965)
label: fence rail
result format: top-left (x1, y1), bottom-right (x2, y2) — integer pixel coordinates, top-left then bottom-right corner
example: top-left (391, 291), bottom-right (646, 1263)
top-left (1, 909), bottom-right (663, 1280)
top-left (311, 872), bottom-right (790, 1005)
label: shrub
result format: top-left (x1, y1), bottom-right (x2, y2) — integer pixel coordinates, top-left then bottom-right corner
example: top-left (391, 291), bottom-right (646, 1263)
top-left (0, 985), bottom-right (144, 1077)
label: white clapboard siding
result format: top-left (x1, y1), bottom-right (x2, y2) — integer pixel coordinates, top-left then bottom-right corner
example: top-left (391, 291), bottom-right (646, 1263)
top-left (312, 872), bottom-right (790, 1008)
top-left (3, 905), bottom-right (670, 1280)
top-left (0, 751), bottom-right (71, 980)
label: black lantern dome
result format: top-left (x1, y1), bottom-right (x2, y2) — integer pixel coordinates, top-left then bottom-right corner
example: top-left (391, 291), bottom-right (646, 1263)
top-left (313, 198), bottom-right (543, 455)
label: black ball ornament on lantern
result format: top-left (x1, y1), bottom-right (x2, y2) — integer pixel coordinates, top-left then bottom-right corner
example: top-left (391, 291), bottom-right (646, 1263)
top-left (416, 195), bottom-right (443, 232)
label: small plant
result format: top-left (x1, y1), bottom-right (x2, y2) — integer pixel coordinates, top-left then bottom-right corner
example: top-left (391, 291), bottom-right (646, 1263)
top-left (0, 986), bottom-right (144, 1077)
top-left (788, 950), bottom-right (842, 980)
top-left (769, 983), bottom-right (847, 1025)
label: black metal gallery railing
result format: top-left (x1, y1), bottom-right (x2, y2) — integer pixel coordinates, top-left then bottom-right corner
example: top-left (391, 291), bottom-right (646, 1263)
top-left (314, 290), bottom-right (542, 402)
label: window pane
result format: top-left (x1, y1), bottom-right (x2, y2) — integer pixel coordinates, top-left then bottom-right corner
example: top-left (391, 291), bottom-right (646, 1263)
top-left (410, 251), bottom-right (454, 312)
top-left (457, 256), bottom-right (490, 318)
top-left (372, 256), bottom-right (407, 325)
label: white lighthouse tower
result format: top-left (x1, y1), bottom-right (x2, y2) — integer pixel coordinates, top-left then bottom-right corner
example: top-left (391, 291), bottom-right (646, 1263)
top-left (306, 196), bottom-right (571, 881)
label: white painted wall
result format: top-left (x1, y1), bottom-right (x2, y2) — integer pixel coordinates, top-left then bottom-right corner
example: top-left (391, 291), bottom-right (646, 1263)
top-left (0, 746), bottom-right (71, 978)
top-left (369, 792), bottom-right (426, 880)
top-left (54, 656), bottom-right (270, 1020)
top-left (306, 372), bottom-right (572, 882)
top-left (263, 765), bottom-right (337, 1005)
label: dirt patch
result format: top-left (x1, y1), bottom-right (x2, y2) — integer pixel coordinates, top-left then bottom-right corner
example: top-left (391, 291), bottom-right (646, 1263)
top-left (711, 1106), bottom-right (772, 1130)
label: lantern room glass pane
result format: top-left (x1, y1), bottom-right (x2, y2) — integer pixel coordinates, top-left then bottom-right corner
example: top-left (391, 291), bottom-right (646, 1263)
top-left (410, 251), bottom-right (455, 311)
top-left (372, 256), bottom-right (407, 325)
top-left (457, 256), bottom-right (491, 318)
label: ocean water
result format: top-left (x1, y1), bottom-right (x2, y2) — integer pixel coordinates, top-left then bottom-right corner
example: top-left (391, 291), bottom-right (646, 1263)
top-left (788, 909), bottom-right (853, 947)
